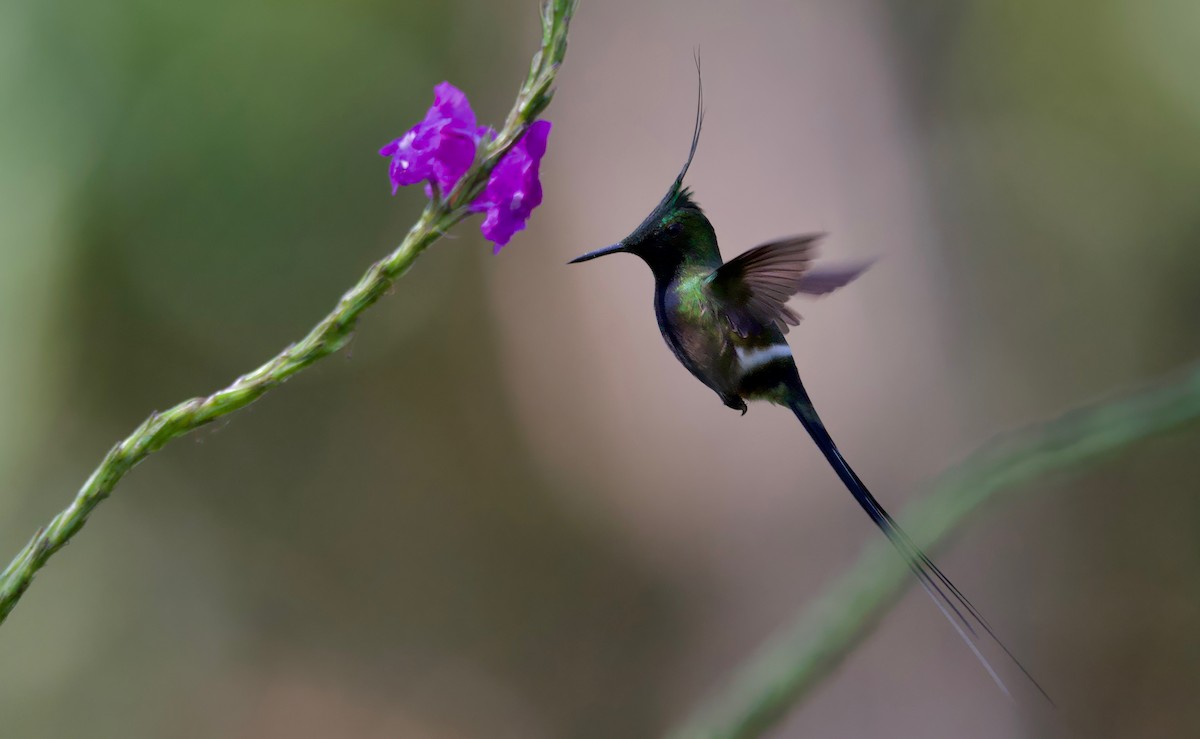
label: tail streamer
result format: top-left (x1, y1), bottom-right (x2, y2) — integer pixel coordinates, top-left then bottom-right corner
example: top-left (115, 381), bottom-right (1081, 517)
top-left (787, 389), bottom-right (1052, 704)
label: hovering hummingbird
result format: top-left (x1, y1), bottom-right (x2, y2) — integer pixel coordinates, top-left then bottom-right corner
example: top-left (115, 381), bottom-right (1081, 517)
top-left (569, 71), bottom-right (1049, 701)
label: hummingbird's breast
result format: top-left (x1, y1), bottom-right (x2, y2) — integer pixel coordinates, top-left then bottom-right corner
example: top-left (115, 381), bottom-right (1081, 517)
top-left (654, 270), bottom-right (743, 405)
top-left (655, 267), bottom-right (800, 409)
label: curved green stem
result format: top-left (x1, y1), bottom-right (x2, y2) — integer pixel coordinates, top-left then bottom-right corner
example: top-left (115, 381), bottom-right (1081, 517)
top-left (0, 0), bottom-right (579, 626)
top-left (666, 362), bottom-right (1200, 739)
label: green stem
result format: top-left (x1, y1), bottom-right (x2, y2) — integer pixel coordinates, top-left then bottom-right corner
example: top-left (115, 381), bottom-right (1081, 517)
top-left (0, 0), bottom-right (579, 626)
top-left (666, 362), bottom-right (1200, 739)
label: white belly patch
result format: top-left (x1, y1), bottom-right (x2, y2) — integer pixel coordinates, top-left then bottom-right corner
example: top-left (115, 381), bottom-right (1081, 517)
top-left (735, 344), bottom-right (793, 373)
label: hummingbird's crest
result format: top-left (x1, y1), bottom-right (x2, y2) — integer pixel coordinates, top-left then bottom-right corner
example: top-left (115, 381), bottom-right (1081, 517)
top-left (667, 52), bottom-right (705, 209)
top-left (632, 55), bottom-right (706, 238)
top-left (567, 55), bottom-right (714, 266)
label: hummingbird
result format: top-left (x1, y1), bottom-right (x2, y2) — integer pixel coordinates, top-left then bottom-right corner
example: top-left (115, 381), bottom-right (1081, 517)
top-left (569, 72), bottom-right (1049, 701)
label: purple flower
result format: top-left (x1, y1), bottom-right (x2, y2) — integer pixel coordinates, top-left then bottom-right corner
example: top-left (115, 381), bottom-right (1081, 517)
top-left (379, 83), bottom-right (552, 251)
top-left (470, 120), bottom-right (552, 251)
top-left (379, 82), bottom-right (488, 194)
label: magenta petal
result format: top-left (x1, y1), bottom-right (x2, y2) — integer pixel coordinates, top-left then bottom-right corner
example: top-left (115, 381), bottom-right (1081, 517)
top-left (431, 82), bottom-right (477, 131)
top-left (429, 127), bottom-right (478, 192)
top-left (471, 120), bottom-right (552, 250)
top-left (380, 126), bottom-right (434, 191)
top-left (479, 207), bottom-right (522, 247)
top-left (520, 120), bottom-right (551, 160)
top-left (379, 82), bottom-right (486, 197)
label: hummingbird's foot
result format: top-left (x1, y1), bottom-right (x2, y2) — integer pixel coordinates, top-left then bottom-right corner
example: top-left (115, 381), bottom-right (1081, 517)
top-left (722, 396), bottom-right (749, 415)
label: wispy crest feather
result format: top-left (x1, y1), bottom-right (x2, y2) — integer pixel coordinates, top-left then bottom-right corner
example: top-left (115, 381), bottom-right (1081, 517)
top-left (655, 54), bottom-right (705, 217)
top-left (672, 51), bottom-right (704, 200)
top-left (625, 55), bottom-right (706, 243)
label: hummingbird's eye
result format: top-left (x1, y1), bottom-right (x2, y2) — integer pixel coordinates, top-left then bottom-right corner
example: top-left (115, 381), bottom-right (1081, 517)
top-left (666, 221), bottom-right (682, 236)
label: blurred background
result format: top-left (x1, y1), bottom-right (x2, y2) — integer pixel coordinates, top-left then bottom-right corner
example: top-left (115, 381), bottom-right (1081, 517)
top-left (2, 0), bottom-right (1199, 736)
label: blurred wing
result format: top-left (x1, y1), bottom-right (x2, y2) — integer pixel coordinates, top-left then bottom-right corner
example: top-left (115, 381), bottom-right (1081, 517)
top-left (707, 234), bottom-right (823, 336)
top-left (794, 260), bottom-right (875, 296)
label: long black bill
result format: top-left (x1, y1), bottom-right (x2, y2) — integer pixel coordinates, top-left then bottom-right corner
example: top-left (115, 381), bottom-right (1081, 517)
top-left (568, 243), bottom-right (625, 264)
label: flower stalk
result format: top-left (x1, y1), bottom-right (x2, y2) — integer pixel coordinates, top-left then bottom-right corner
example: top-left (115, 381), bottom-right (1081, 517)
top-left (0, 0), bottom-right (578, 626)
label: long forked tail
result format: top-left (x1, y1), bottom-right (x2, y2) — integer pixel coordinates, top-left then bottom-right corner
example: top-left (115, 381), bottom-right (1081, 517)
top-left (787, 391), bottom-right (1052, 703)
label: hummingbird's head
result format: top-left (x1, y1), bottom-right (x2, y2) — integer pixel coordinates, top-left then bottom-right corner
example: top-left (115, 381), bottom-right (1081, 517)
top-left (568, 187), bottom-right (716, 271)
top-left (570, 57), bottom-right (715, 273)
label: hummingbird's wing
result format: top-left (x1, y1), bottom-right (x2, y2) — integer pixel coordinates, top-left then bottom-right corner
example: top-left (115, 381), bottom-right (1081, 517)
top-left (794, 261), bottom-right (874, 296)
top-left (707, 234), bottom-right (823, 336)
